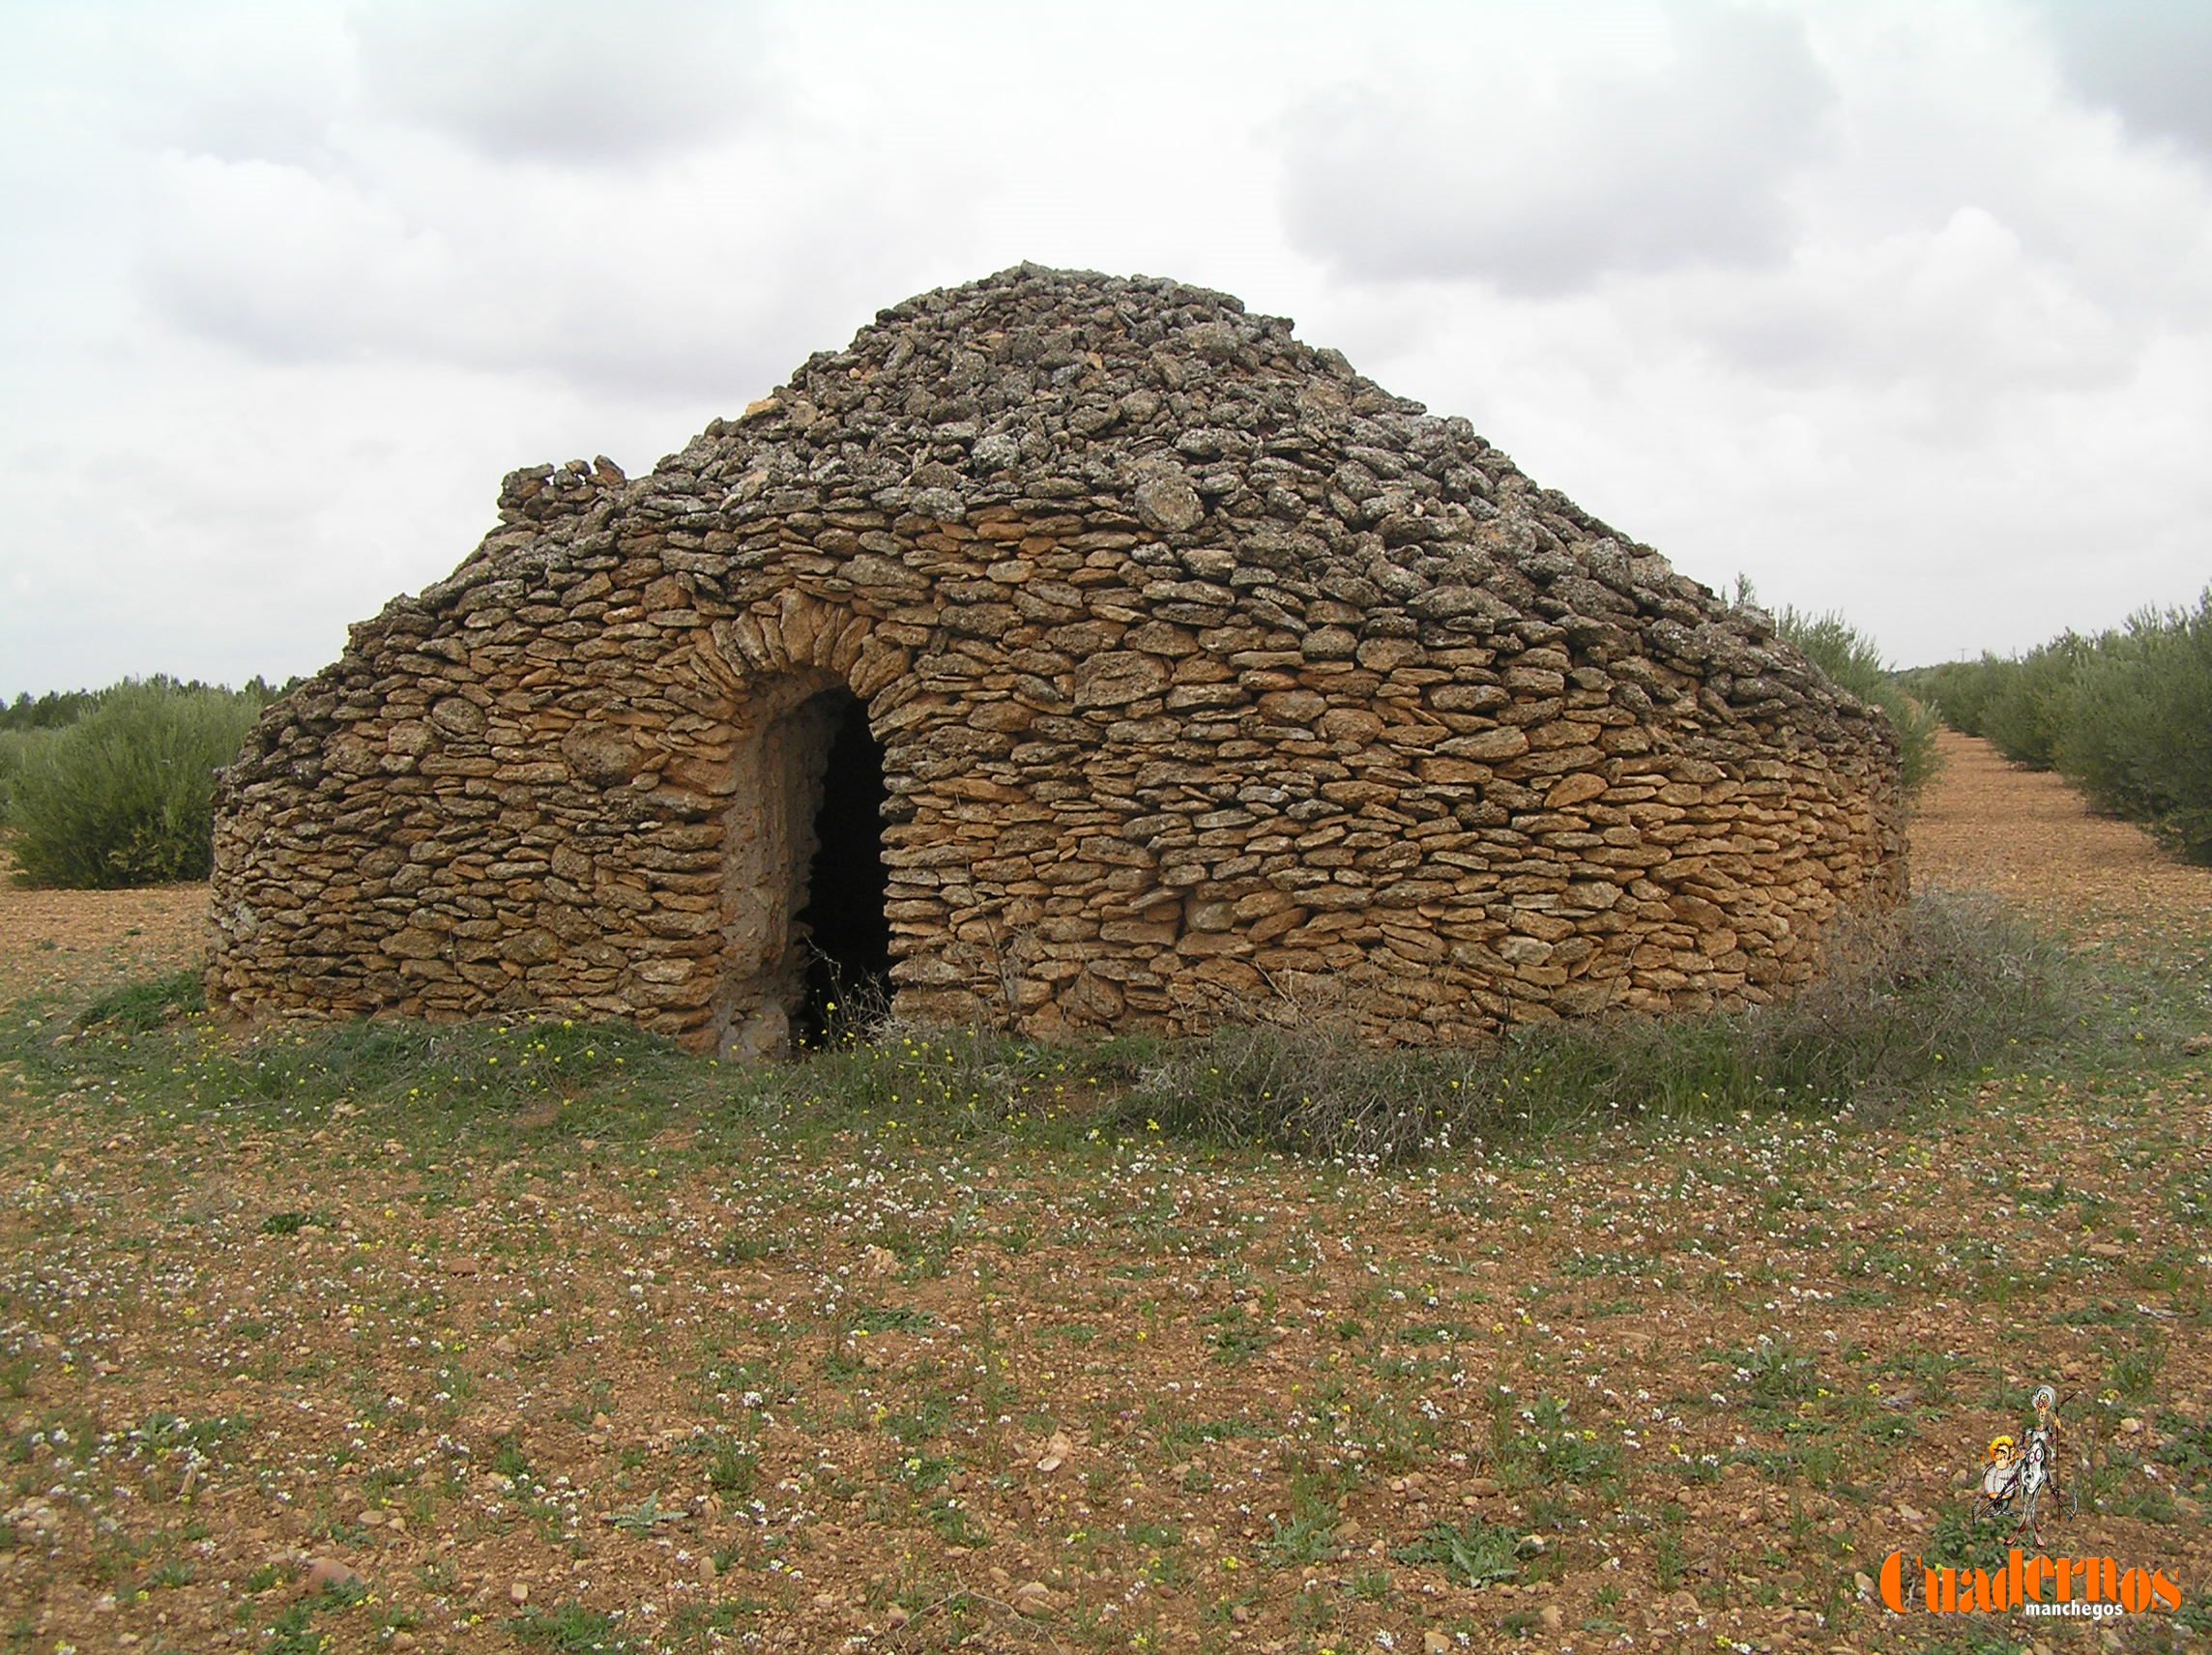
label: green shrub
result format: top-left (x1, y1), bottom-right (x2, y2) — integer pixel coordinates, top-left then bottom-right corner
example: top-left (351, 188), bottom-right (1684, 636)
top-left (1980, 634), bottom-right (2090, 769)
top-left (1773, 605), bottom-right (1942, 798)
top-left (0, 727), bottom-right (58, 820)
top-left (1898, 655), bottom-right (2012, 739)
top-left (5, 679), bottom-right (267, 888)
top-left (2054, 594), bottom-right (2212, 861)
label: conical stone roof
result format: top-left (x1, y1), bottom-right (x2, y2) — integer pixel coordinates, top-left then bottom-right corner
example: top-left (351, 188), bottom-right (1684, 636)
top-left (211, 264), bottom-right (1906, 1053)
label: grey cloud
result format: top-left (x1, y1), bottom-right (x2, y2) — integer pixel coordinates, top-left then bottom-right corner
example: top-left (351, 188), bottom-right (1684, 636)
top-left (1278, 1), bottom-right (1834, 294)
top-left (348, 0), bottom-right (781, 164)
top-left (2033, 0), bottom-right (2212, 158)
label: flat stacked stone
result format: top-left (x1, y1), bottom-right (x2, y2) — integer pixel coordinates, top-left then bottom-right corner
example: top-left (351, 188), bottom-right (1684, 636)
top-left (207, 264), bottom-right (1906, 1052)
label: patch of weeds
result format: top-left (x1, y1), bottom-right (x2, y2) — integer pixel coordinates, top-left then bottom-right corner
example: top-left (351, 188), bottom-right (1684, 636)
top-left (491, 1435), bottom-right (537, 1487)
top-left (2154, 1410), bottom-right (2212, 1494)
top-left (0, 1001), bottom-right (727, 1154)
top-left (2085, 1445), bottom-right (2176, 1522)
top-left (1726, 1335), bottom-right (1822, 1422)
top-left (1158, 1414), bottom-right (1266, 1451)
top-left (884, 1392), bottom-right (954, 1445)
top-left (2109, 1334), bottom-right (2164, 1403)
top-left (891, 1453), bottom-right (954, 1494)
top-left (771, 1026), bottom-right (1113, 1148)
top-left (848, 1305), bottom-right (933, 1335)
top-left (1117, 892), bottom-right (2101, 1162)
top-left (712, 1232), bottom-right (786, 1264)
top-left (76, 970), bottom-right (204, 1033)
top-left (924, 1497), bottom-right (988, 1549)
top-left (1348, 1565), bottom-right (1392, 1603)
top-left (1203, 1304), bottom-right (1271, 1364)
top-left (1263, 1505), bottom-right (1341, 1567)
top-left (868, 1223), bottom-right (956, 1280)
top-left (666, 1599), bottom-right (760, 1640)
top-left (263, 1601), bottom-right (326, 1655)
top-left (1910, 1631), bottom-right (2045, 1655)
top-left (703, 1439), bottom-right (758, 1496)
top-left (1925, 1501), bottom-right (2013, 1574)
top-left (2050, 1299), bottom-right (2139, 1328)
top-left (1497, 1395), bottom-right (1619, 1490)
top-left (1876, 1348), bottom-right (1969, 1406)
top-left (558, 1379), bottom-right (614, 1431)
top-left (1654, 1511), bottom-right (1687, 1592)
top-left (1392, 1520), bottom-right (1520, 1588)
top-left (510, 1601), bottom-right (633, 1652)
top-left (264, 1574), bottom-right (367, 1655)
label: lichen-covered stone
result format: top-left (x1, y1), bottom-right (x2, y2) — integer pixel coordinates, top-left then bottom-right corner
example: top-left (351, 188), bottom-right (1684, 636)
top-left (208, 264), bottom-right (1906, 1053)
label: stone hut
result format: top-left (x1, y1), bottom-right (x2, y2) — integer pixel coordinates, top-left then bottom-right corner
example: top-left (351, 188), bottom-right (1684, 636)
top-left (208, 265), bottom-right (1906, 1056)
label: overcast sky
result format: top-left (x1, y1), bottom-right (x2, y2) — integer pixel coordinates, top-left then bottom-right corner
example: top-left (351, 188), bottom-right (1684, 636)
top-left (4, 0), bottom-right (2208, 699)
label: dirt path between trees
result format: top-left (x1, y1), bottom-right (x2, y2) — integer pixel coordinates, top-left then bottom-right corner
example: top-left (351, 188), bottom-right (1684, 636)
top-left (1913, 729), bottom-right (2212, 951)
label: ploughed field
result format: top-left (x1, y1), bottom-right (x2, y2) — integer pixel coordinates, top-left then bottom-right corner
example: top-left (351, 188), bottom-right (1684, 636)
top-left (1, 731), bottom-right (2207, 1654)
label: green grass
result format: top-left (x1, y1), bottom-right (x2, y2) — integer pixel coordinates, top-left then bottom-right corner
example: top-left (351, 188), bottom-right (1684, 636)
top-left (76, 968), bottom-right (206, 1032)
top-left (1115, 890), bottom-right (2119, 1163)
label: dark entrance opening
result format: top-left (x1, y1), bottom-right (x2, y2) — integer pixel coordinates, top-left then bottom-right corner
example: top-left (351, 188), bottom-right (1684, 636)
top-left (792, 690), bottom-right (892, 1046)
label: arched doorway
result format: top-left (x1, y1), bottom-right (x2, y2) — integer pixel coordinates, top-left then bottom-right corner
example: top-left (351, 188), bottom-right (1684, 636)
top-left (791, 690), bottom-right (892, 1045)
top-left (714, 678), bottom-right (892, 1058)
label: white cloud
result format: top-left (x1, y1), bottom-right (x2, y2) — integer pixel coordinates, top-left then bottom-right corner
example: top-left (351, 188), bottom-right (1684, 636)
top-left (1279, 1), bottom-right (1836, 293)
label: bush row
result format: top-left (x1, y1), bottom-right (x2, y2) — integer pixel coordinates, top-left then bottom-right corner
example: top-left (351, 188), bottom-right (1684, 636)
top-left (1770, 602), bottom-right (1943, 798)
top-left (3, 679), bottom-right (271, 888)
top-left (1902, 590), bottom-right (2212, 861)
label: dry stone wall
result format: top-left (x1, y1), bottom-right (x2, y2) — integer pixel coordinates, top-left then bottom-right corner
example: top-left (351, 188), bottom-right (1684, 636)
top-left (208, 265), bottom-right (1906, 1053)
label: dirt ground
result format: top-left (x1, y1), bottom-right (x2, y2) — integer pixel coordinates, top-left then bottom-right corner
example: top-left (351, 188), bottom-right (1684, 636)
top-left (0, 856), bottom-right (205, 1008)
top-left (0, 739), bottom-right (2207, 1655)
